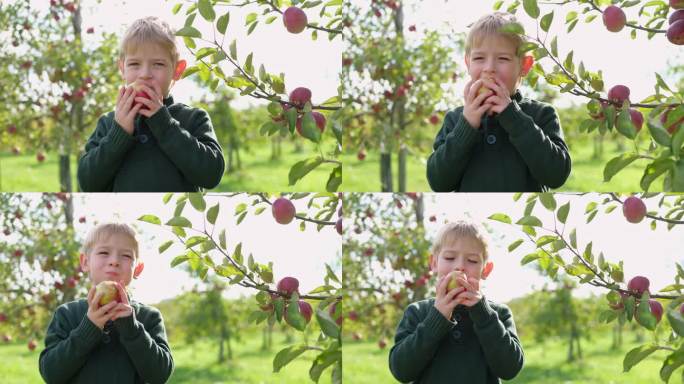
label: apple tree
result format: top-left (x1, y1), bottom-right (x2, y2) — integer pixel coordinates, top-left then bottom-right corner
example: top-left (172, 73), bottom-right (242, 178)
top-left (0, 192), bottom-right (86, 351)
top-left (492, 0), bottom-right (684, 191)
top-left (171, 0), bottom-right (344, 192)
top-left (138, 192), bottom-right (342, 383)
top-left (1, 0), bottom-right (124, 192)
top-left (342, 0), bottom-right (462, 191)
top-left (488, 192), bottom-right (684, 382)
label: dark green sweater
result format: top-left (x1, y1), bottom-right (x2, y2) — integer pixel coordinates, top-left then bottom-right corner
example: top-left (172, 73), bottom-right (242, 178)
top-left (389, 298), bottom-right (524, 383)
top-left (78, 95), bottom-right (224, 192)
top-left (426, 91), bottom-right (571, 192)
top-left (39, 299), bottom-right (174, 384)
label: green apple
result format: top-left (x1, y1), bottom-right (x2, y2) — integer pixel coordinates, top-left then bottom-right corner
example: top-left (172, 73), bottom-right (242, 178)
top-left (447, 271), bottom-right (466, 291)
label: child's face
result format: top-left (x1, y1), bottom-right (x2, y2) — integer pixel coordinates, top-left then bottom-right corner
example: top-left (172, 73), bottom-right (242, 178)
top-left (118, 42), bottom-right (181, 98)
top-left (80, 233), bottom-right (138, 287)
top-left (430, 236), bottom-right (490, 281)
top-left (465, 34), bottom-right (530, 95)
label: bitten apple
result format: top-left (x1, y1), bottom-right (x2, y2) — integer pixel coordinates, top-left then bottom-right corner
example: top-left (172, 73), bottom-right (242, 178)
top-left (95, 281), bottom-right (120, 307)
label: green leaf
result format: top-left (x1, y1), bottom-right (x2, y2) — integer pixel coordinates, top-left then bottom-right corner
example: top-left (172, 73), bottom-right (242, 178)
top-left (660, 348), bottom-right (684, 382)
top-left (326, 166), bottom-right (342, 192)
top-left (207, 203), bottom-right (219, 225)
top-left (641, 159), bottom-right (674, 191)
top-left (516, 215), bottom-right (543, 227)
top-left (523, 0), bottom-right (540, 19)
top-left (603, 153), bottom-right (639, 182)
top-left (570, 228), bottom-right (577, 249)
top-left (176, 26), bottom-right (202, 38)
top-left (171, 254), bottom-right (189, 267)
top-left (635, 293), bottom-right (657, 331)
top-left (539, 193), bottom-right (556, 211)
top-left (500, 22), bottom-right (525, 35)
top-left (316, 307), bottom-right (340, 338)
top-left (623, 345), bottom-right (659, 372)
top-left (647, 118), bottom-right (672, 147)
top-left (540, 11), bottom-right (554, 32)
top-left (616, 107), bottom-right (637, 139)
top-left (299, 112), bottom-right (321, 143)
top-left (138, 214), bottom-right (161, 225)
top-left (289, 157), bottom-right (324, 186)
top-left (219, 229), bottom-right (227, 249)
top-left (557, 202), bottom-right (570, 223)
top-left (309, 350), bottom-right (341, 382)
top-left (273, 345), bottom-right (308, 373)
top-left (667, 306), bottom-right (684, 337)
top-left (158, 240), bottom-right (173, 254)
top-left (245, 12), bottom-right (257, 25)
top-left (166, 216), bottom-right (192, 228)
top-left (285, 297), bottom-right (307, 331)
top-left (217, 12), bottom-right (230, 34)
top-left (198, 0), bottom-right (216, 21)
top-left (488, 213), bottom-right (512, 224)
top-left (188, 193), bottom-right (206, 212)
top-left (508, 239), bottom-right (524, 252)
top-left (550, 36), bottom-right (558, 57)
top-left (229, 40), bottom-right (237, 60)
top-left (521, 253), bottom-right (540, 265)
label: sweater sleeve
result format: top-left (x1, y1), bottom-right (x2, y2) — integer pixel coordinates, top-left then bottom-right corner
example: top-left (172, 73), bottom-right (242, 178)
top-left (39, 306), bottom-right (104, 384)
top-left (389, 304), bottom-right (454, 382)
top-left (77, 115), bottom-right (137, 192)
top-left (145, 107), bottom-right (224, 189)
top-left (115, 307), bottom-right (174, 384)
top-left (426, 109), bottom-right (482, 192)
top-left (468, 299), bottom-right (524, 380)
top-left (496, 101), bottom-right (571, 189)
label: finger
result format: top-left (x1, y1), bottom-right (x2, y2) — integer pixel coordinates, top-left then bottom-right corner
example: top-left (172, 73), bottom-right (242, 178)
top-left (447, 287), bottom-right (466, 301)
top-left (87, 286), bottom-right (96, 304)
top-left (92, 291), bottom-right (104, 308)
top-left (116, 282), bottom-right (129, 305)
top-left (468, 79), bottom-right (485, 102)
top-left (128, 103), bottom-right (142, 119)
top-left (96, 300), bottom-right (119, 316)
top-left (463, 79), bottom-right (474, 99)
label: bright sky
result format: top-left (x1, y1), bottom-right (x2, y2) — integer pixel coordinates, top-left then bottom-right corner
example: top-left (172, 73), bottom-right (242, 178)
top-left (421, 193), bottom-right (683, 303)
top-left (26, 0), bottom-right (341, 110)
top-left (401, 0), bottom-right (682, 108)
top-left (68, 193), bottom-right (341, 304)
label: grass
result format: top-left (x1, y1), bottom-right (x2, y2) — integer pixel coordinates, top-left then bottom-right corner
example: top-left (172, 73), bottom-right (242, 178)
top-left (0, 331), bottom-right (332, 384)
top-left (343, 330), bottom-right (664, 383)
top-left (341, 139), bottom-right (661, 192)
top-left (0, 141), bottom-right (335, 192)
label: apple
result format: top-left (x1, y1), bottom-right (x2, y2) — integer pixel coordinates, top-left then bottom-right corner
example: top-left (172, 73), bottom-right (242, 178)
top-left (14, 249), bottom-right (23, 258)
top-left (408, 25), bottom-right (416, 32)
top-left (607, 85), bottom-right (630, 106)
top-left (272, 197), bottom-right (296, 224)
top-left (95, 281), bottom-right (120, 307)
top-left (28, 339), bottom-right (37, 351)
top-left (86, 27), bottom-right (94, 34)
top-left (429, 115), bottom-right (440, 125)
top-left (79, 216), bottom-right (86, 223)
top-left (603, 5), bottom-right (626, 32)
top-left (364, 248), bottom-right (374, 257)
top-left (342, 57), bottom-right (353, 67)
top-left (2, 334), bottom-right (11, 343)
top-left (629, 109), bottom-right (643, 132)
top-left (276, 276), bottom-right (299, 296)
top-left (7, 125), bottom-right (17, 134)
top-left (627, 276), bottom-right (650, 296)
top-left (37, 152), bottom-right (46, 162)
top-left (478, 74), bottom-right (494, 95)
top-left (671, 10), bottom-right (684, 25)
top-left (429, 215), bottom-right (436, 222)
top-left (622, 196), bottom-right (646, 223)
top-left (357, 150), bottom-right (366, 161)
top-left (283, 6), bottom-right (308, 34)
top-left (378, 339), bottom-right (387, 349)
top-left (289, 87), bottom-right (312, 108)
top-left (648, 299), bottom-right (663, 323)
top-left (660, 107), bottom-right (684, 134)
top-left (2, 228), bottom-right (9, 236)
top-left (295, 111), bottom-right (326, 135)
top-left (446, 272), bottom-right (464, 291)
top-left (328, 301), bottom-right (342, 326)
top-left (348, 311), bottom-right (359, 321)
top-left (64, 2), bottom-right (76, 12)
top-left (672, 0), bottom-right (684, 10)
top-left (21, 61), bottom-right (32, 69)
top-left (335, 218), bottom-right (342, 235)
top-left (0, 313), bottom-right (6, 322)
top-left (128, 82), bottom-right (151, 110)
top-left (285, 300), bottom-right (312, 325)
top-left (668, 19), bottom-right (684, 45)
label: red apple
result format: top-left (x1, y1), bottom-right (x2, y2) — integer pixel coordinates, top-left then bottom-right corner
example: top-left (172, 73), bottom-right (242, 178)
top-left (629, 109), bottom-right (643, 132)
top-left (336, 218), bottom-right (342, 235)
top-left (668, 19), bottom-right (684, 45)
top-left (408, 25), bottom-right (416, 32)
top-left (276, 276), bottom-right (299, 296)
top-left (295, 112), bottom-right (326, 136)
top-left (364, 247), bottom-right (374, 257)
top-left (349, 311), bottom-right (359, 321)
top-left (342, 57), bottom-right (353, 67)
top-left (272, 197), bottom-right (296, 224)
top-left (429, 215), bottom-right (437, 222)
top-left (671, 10), bottom-right (684, 25)
top-left (7, 125), bottom-right (17, 134)
top-left (607, 85), bottom-right (630, 106)
top-left (429, 115), bottom-right (440, 125)
top-left (672, 0), bottom-right (684, 10)
top-left (328, 301), bottom-right (342, 326)
top-left (660, 107), bottom-right (684, 134)
top-left (14, 249), bottom-right (23, 258)
top-left (86, 27), bottom-right (94, 34)
top-left (623, 196), bottom-right (646, 223)
top-left (79, 216), bottom-right (86, 223)
top-left (603, 5), bottom-right (626, 32)
top-left (289, 87), bottom-right (312, 108)
top-left (28, 339), bottom-right (37, 351)
top-left (627, 276), bottom-right (650, 296)
top-left (0, 313), bottom-right (6, 322)
top-left (36, 152), bottom-right (46, 162)
top-left (648, 299), bottom-right (663, 323)
top-left (357, 150), bottom-right (366, 161)
top-left (283, 7), bottom-right (308, 34)
top-left (128, 82), bottom-right (151, 110)
top-left (378, 339), bottom-right (387, 349)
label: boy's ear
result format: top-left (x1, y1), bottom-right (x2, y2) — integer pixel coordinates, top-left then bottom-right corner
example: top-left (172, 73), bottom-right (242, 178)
top-left (520, 55), bottom-right (534, 76)
top-left (133, 261), bottom-right (145, 279)
top-left (481, 261), bottom-right (494, 280)
top-left (118, 59), bottom-right (125, 75)
top-left (428, 254), bottom-right (436, 272)
top-left (173, 59), bottom-right (187, 81)
top-left (79, 252), bottom-right (90, 272)
top-left (464, 55), bottom-right (471, 70)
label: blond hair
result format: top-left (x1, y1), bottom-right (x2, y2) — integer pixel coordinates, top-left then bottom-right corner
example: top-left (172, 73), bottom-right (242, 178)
top-left (82, 223), bottom-right (139, 260)
top-left (119, 17), bottom-right (180, 65)
top-left (465, 12), bottom-right (526, 58)
top-left (431, 221), bottom-right (489, 261)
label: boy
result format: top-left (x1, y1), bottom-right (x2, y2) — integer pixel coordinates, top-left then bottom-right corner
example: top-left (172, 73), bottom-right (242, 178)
top-left (39, 223), bottom-right (174, 383)
top-left (389, 221), bottom-right (524, 383)
top-left (78, 17), bottom-right (224, 192)
top-left (426, 12), bottom-right (571, 192)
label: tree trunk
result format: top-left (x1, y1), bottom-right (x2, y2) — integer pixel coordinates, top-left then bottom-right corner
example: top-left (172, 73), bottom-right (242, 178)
top-left (398, 146), bottom-right (407, 192)
top-left (414, 194), bottom-right (424, 224)
top-left (235, 140), bottom-right (241, 169)
top-left (380, 151), bottom-right (392, 192)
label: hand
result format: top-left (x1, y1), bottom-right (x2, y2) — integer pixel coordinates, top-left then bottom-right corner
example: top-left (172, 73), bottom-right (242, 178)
top-left (454, 276), bottom-right (484, 307)
top-left (109, 281), bottom-right (133, 321)
top-left (114, 86), bottom-right (143, 135)
top-left (86, 285), bottom-right (119, 330)
top-left (434, 272), bottom-right (467, 320)
top-left (134, 83), bottom-right (164, 118)
top-left (482, 77), bottom-right (512, 116)
top-left (462, 78), bottom-right (495, 129)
